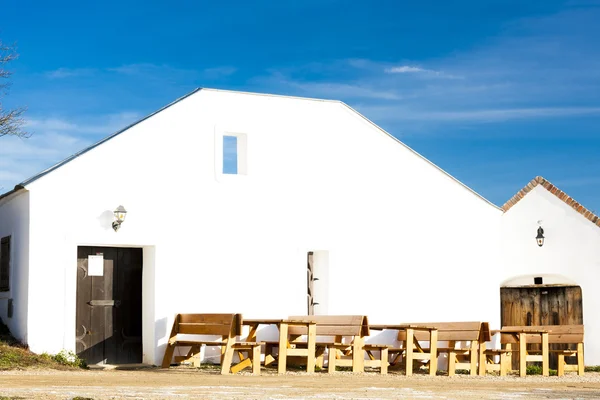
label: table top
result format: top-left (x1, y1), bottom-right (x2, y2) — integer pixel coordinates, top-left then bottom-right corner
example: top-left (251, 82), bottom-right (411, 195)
top-left (370, 324), bottom-right (438, 331)
top-left (494, 328), bottom-right (549, 334)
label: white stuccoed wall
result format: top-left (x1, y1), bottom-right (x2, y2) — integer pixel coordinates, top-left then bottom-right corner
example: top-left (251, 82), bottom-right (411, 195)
top-left (0, 190), bottom-right (30, 343)
top-left (19, 89), bottom-right (503, 365)
top-left (501, 185), bottom-right (600, 364)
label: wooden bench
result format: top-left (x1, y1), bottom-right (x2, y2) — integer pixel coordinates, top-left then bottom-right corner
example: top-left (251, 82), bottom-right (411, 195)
top-left (390, 322), bottom-right (490, 376)
top-left (161, 313), bottom-right (263, 375)
top-left (267, 315), bottom-right (389, 374)
top-left (485, 325), bottom-right (584, 376)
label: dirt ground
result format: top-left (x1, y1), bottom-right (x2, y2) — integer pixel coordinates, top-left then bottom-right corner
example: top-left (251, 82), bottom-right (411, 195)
top-left (1, 368), bottom-right (600, 399)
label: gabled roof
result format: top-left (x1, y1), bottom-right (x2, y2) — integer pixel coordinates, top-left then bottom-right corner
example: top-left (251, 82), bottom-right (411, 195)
top-left (502, 176), bottom-right (600, 228)
top-left (0, 87), bottom-right (499, 209)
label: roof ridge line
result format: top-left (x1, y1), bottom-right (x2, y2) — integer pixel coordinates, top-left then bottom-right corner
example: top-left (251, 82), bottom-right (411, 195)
top-left (502, 176), bottom-right (600, 228)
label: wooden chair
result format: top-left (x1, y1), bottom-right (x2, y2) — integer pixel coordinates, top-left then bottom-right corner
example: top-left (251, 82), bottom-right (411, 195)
top-left (161, 313), bottom-right (263, 375)
top-left (485, 325), bottom-right (584, 376)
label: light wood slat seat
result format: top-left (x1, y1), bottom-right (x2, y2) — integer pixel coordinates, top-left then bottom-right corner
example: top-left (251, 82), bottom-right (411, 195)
top-left (161, 313), bottom-right (263, 375)
top-left (485, 325), bottom-right (584, 377)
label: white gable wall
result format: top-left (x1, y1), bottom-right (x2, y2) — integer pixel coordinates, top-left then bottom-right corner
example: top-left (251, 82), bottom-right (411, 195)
top-left (501, 185), bottom-right (600, 364)
top-left (0, 190), bottom-right (30, 343)
top-left (22, 89), bottom-right (502, 365)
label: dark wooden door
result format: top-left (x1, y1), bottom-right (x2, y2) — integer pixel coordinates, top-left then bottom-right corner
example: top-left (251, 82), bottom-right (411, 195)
top-left (500, 285), bottom-right (583, 369)
top-left (76, 247), bottom-right (143, 364)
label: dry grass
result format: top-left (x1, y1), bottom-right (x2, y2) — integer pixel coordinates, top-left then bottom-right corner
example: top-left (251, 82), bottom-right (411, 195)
top-left (0, 318), bottom-right (79, 371)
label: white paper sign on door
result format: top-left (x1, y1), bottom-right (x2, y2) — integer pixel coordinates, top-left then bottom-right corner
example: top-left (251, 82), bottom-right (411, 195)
top-left (88, 255), bottom-right (104, 276)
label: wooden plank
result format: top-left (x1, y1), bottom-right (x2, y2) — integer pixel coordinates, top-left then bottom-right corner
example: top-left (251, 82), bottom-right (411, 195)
top-left (288, 324), bottom-right (362, 336)
top-left (102, 256), bottom-right (117, 364)
top-left (75, 247), bottom-right (92, 364)
top-left (178, 323), bottom-right (232, 335)
top-left (398, 330), bottom-right (480, 342)
top-left (179, 314), bottom-right (236, 324)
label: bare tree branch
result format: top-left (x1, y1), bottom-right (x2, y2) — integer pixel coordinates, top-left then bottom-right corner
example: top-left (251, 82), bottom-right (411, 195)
top-left (0, 40), bottom-right (29, 138)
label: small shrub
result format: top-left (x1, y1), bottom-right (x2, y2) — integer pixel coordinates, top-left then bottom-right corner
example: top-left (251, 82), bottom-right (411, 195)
top-left (527, 365), bottom-right (543, 375)
top-left (526, 365), bottom-right (557, 375)
top-left (52, 350), bottom-right (87, 369)
top-left (586, 365), bottom-right (600, 372)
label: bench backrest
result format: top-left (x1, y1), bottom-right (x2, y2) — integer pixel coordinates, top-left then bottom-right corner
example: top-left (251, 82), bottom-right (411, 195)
top-left (398, 322), bottom-right (491, 342)
top-left (288, 315), bottom-right (369, 337)
top-left (170, 313), bottom-right (242, 337)
top-left (500, 325), bottom-right (584, 345)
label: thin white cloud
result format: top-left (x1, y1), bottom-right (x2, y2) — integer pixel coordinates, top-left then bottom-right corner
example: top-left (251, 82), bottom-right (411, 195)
top-left (203, 66), bottom-right (237, 78)
top-left (25, 112), bottom-right (142, 135)
top-left (253, 73), bottom-right (402, 100)
top-left (419, 107), bottom-right (600, 122)
top-left (385, 66), bottom-right (426, 73)
top-left (45, 67), bottom-right (97, 79)
top-left (357, 105), bottom-right (600, 123)
top-left (385, 65), bottom-right (463, 79)
top-left (0, 112), bottom-right (143, 193)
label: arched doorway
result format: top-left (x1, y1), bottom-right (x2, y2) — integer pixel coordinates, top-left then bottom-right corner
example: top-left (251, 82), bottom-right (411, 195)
top-left (500, 276), bottom-right (583, 369)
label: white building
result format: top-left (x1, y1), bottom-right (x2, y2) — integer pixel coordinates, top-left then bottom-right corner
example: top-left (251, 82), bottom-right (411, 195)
top-left (0, 89), bottom-right (598, 366)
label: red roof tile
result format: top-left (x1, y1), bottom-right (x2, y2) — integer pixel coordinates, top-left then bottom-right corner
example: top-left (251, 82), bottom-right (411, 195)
top-left (502, 176), bottom-right (600, 228)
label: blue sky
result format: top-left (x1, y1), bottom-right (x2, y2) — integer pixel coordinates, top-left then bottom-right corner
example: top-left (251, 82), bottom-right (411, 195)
top-left (1, 0), bottom-right (600, 212)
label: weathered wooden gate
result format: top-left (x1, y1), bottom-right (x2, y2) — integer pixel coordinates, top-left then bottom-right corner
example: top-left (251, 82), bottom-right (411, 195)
top-left (500, 285), bottom-right (583, 369)
top-left (76, 246), bottom-right (143, 364)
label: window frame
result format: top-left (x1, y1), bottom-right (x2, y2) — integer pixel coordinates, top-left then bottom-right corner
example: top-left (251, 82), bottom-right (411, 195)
top-left (0, 235), bottom-right (11, 293)
top-left (214, 126), bottom-right (249, 180)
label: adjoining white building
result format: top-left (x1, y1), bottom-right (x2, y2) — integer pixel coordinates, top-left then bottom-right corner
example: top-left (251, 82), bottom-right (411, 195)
top-left (0, 88), bottom-right (598, 366)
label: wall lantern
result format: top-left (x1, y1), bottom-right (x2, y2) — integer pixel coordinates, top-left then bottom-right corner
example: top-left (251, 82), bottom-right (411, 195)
top-left (536, 226), bottom-right (545, 247)
top-left (112, 205), bottom-right (127, 232)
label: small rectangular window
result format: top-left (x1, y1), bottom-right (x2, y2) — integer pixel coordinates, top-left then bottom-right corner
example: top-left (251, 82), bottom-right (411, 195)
top-left (534, 277), bottom-right (543, 285)
top-left (0, 236), bottom-right (10, 292)
top-left (223, 135), bottom-right (238, 174)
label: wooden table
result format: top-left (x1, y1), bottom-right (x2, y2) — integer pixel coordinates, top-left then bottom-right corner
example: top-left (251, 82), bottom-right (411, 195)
top-left (242, 318), bottom-right (317, 374)
top-left (497, 327), bottom-right (549, 377)
top-left (370, 324), bottom-right (439, 376)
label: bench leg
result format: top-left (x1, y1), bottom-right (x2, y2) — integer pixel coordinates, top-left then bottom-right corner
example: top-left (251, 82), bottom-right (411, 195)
top-left (500, 352), bottom-right (508, 377)
top-left (161, 344), bottom-right (175, 368)
top-left (448, 351), bottom-right (456, 376)
top-left (278, 324), bottom-right (288, 374)
top-left (470, 342), bottom-right (478, 376)
top-left (328, 348), bottom-right (337, 373)
top-left (577, 343), bottom-right (584, 376)
top-left (252, 345), bottom-right (261, 375)
top-left (380, 348), bottom-right (388, 375)
top-left (221, 343), bottom-right (234, 375)
top-left (478, 342), bottom-right (486, 376)
top-left (557, 354), bottom-right (565, 377)
top-left (519, 337), bottom-right (527, 377)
